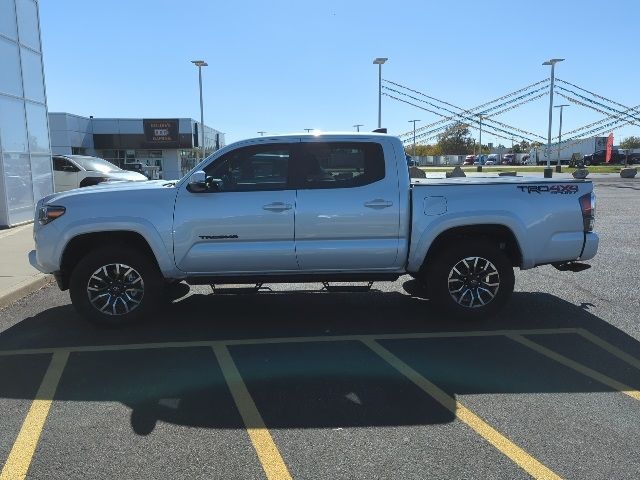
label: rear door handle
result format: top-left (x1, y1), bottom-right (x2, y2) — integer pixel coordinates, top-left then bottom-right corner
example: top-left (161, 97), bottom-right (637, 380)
top-left (364, 199), bottom-right (393, 209)
top-left (263, 202), bottom-right (292, 212)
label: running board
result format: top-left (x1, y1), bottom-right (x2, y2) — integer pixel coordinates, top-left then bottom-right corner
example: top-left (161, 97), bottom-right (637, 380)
top-left (552, 262), bottom-right (591, 272)
top-left (322, 281), bottom-right (374, 293)
top-left (210, 283), bottom-right (270, 295)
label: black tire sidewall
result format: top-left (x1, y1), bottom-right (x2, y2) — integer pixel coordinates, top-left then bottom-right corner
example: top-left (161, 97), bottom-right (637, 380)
top-left (426, 241), bottom-right (515, 320)
top-left (70, 245), bottom-right (163, 324)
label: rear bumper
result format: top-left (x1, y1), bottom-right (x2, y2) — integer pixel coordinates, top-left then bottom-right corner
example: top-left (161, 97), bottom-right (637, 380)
top-left (580, 232), bottom-right (599, 260)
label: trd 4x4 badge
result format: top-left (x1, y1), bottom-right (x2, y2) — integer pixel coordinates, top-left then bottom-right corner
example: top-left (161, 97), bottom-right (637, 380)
top-left (517, 184), bottom-right (579, 195)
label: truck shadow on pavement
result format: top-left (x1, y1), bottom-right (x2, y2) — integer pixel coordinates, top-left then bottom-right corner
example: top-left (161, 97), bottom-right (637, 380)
top-left (0, 283), bottom-right (639, 437)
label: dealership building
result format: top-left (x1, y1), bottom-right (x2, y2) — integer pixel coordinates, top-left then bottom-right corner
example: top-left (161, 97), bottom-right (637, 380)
top-left (49, 113), bottom-right (224, 180)
top-left (0, 0), bottom-right (53, 227)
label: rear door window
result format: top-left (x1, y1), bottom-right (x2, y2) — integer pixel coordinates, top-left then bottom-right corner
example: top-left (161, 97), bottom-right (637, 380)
top-left (294, 142), bottom-right (385, 189)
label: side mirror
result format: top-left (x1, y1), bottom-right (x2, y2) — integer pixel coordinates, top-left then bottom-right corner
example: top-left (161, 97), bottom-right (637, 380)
top-left (187, 170), bottom-right (207, 193)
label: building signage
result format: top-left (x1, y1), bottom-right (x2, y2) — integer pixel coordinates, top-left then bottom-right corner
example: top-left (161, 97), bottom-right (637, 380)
top-left (143, 119), bottom-right (179, 147)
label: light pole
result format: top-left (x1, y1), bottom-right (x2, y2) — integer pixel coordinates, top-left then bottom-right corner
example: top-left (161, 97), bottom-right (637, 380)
top-left (554, 104), bottom-right (569, 172)
top-left (304, 128), bottom-right (313, 133)
top-left (543, 58), bottom-right (564, 177)
top-left (373, 58), bottom-right (388, 128)
top-left (478, 115), bottom-right (483, 157)
top-left (408, 119), bottom-right (420, 157)
top-left (257, 131), bottom-right (266, 136)
top-left (191, 60), bottom-right (208, 160)
top-left (353, 124), bottom-right (363, 132)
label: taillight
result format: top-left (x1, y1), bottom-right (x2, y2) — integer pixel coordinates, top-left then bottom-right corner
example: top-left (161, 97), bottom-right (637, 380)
top-left (579, 192), bottom-right (595, 232)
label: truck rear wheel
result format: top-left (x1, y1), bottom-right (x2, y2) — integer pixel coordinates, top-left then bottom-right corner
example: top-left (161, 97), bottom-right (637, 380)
top-left (425, 240), bottom-right (514, 320)
top-left (69, 245), bottom-right (163, 324)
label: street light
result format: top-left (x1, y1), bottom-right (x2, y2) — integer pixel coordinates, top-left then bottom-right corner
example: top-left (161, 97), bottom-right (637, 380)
top-left (257, 131), bottom-right (266, 136)
top-left (304, 128), bottom-right (313, 133)
top-left (191, 60), bottom-right (208, 159)
top-left (373, 58), bottom-right (388, 128)
top-left (554, 104), bottom-right (569, 172)
top-left (408, 119), bottom-right (420, 157)
top-left (542, 58), bottom-right (564, 177)
top-left (353, 124), bottom-right (363, 132)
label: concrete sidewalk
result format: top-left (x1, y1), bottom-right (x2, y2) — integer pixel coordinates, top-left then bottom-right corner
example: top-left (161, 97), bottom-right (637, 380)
top-left (0, 224), bottom-right (52, 309)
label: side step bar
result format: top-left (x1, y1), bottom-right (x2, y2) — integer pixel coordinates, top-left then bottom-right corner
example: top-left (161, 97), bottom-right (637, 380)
top-left (322, 281), bottom-right (374, 293)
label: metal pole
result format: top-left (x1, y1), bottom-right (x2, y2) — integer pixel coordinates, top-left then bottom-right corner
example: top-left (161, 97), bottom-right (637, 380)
top-left (258, 131), bottom-right (266, 136)
top-left (377, 63), bottom-right (382, 128)
top-left (479, 116), bottom-right (483, 157)
top-left (546, 63), bottom-right (555, 170)
top-left (353, 124), bottom-right (363, 132)
top-left (198, 65), bottom-right (204, 160)
top-left (557, 106), bottom-right (563, 167)
top-left (409, 120), bottom-right (420, 157)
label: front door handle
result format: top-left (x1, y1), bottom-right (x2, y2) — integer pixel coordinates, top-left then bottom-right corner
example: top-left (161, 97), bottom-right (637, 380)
top-left (364, 199), bottom-right (393, 209)
top-left (263, 202), bottom-right (292, 212)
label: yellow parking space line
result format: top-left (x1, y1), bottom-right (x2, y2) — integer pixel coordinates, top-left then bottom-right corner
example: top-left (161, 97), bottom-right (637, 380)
top-left (212, 345), bottom-right (292, 480)
top-left (362, 339), bottom-right (562, 480)
top-left (0, 328), bottom-right (581, 357)
top-left (576, 329), bottom-right (640, 371)
top-left (507, 335), bottom-right (640, 402)
top-left (1, 351), bottom-right (69, 480)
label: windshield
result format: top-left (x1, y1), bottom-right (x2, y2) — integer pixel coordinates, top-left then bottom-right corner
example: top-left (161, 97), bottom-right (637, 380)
top-left (72, 156), bottom-right (122, 173)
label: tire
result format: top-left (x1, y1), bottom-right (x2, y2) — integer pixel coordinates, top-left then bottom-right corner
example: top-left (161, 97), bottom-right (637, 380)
top-left (425, 240), bottom-right (515, 320)
top-left (69, 245), bottom-right (164, 324)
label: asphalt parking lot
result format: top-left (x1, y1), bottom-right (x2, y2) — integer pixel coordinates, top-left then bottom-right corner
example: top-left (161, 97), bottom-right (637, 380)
top-left (1, 178), bottom-right (639, 479)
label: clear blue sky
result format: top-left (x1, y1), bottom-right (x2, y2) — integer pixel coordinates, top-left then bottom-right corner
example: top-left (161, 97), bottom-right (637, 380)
top-left (40, 0), bottom-right (640, 146)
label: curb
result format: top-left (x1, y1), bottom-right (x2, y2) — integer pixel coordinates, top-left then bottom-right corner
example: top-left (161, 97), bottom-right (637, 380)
top-left (0, 274), bottom-right (54, 310)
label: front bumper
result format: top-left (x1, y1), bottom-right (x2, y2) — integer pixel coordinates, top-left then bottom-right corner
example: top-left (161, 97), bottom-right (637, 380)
top-left (28, 249), bottom-right (47, 273)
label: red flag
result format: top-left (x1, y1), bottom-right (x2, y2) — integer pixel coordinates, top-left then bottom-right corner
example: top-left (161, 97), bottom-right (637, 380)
top-left (605, 133), bottom-right (614, 163)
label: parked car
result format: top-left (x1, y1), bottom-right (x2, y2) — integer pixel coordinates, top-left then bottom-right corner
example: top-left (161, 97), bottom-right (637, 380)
top-left (52, 155), bottom-right (148, 192)
top-left (463, 155), bottom-right (476, 165)
top-left (31, 133), bottom-right (598, 325)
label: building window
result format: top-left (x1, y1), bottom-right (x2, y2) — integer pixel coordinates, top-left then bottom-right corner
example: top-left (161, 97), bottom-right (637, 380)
top-left (0, 37), bottom-right (23, 97)
top-left (0, 0), bottom-right (18, 40)
top-left (16, 0), bottom-right (40, 51)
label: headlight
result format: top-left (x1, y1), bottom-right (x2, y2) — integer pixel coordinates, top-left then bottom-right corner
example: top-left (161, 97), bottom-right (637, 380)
top-left (38, 205), bottom-right (66, 225)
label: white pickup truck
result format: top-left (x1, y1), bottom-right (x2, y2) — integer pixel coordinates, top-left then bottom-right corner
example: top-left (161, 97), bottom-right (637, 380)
top-left (30, 133), bottom-right (598, 324)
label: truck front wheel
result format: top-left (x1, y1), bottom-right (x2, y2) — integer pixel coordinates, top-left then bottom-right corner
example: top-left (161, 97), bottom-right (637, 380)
top-left (69, 245), bottom-right (164, 324)
top-left (425, 241), bottom-right (514, 320)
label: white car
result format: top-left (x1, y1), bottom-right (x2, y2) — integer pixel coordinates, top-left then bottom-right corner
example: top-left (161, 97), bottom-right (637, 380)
top-left (52, 155), bottom-right (148, 192)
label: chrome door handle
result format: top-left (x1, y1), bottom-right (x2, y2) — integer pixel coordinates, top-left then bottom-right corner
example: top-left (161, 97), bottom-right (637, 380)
top-left (263, 202), bottom-right (292, 212)
top-left (364, 199), bottom-right (393, 209)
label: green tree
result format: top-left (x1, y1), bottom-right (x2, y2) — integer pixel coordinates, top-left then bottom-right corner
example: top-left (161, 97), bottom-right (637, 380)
top-left (620, 136), bottom-right (640, 149)
top-left (405, 144), bottom-right (442, 156)
top-left (436, 122), bottom-right (474, 154)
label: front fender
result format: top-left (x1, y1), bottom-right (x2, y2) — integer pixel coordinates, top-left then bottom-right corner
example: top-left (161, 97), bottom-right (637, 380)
top-left (57, 217), bottom-right (178, 277)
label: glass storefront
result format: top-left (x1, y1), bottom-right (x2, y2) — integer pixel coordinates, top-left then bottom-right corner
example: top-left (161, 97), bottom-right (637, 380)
top-left (0, 0), bottom-right (53, 226)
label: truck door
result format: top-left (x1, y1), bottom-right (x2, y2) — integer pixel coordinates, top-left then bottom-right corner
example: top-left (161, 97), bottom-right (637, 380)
top-left (293, 140), bottom-right (401, 271)
top-left (173, 143), bottom-right (298, 274)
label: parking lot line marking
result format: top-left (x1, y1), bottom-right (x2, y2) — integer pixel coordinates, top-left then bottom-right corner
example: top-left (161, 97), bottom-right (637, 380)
top-left (576, 329), bottom-right (640, 371)
top-left (362, 339), bottom-right (562, 480)
top-left (0, 351), bottom-right (69, 480)
top-left (507, 335), bottom-right (640, 402)
top-left (0, 328), bottom-right (580, 357)
top-left (212, 345), bottom-right (292, 480)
